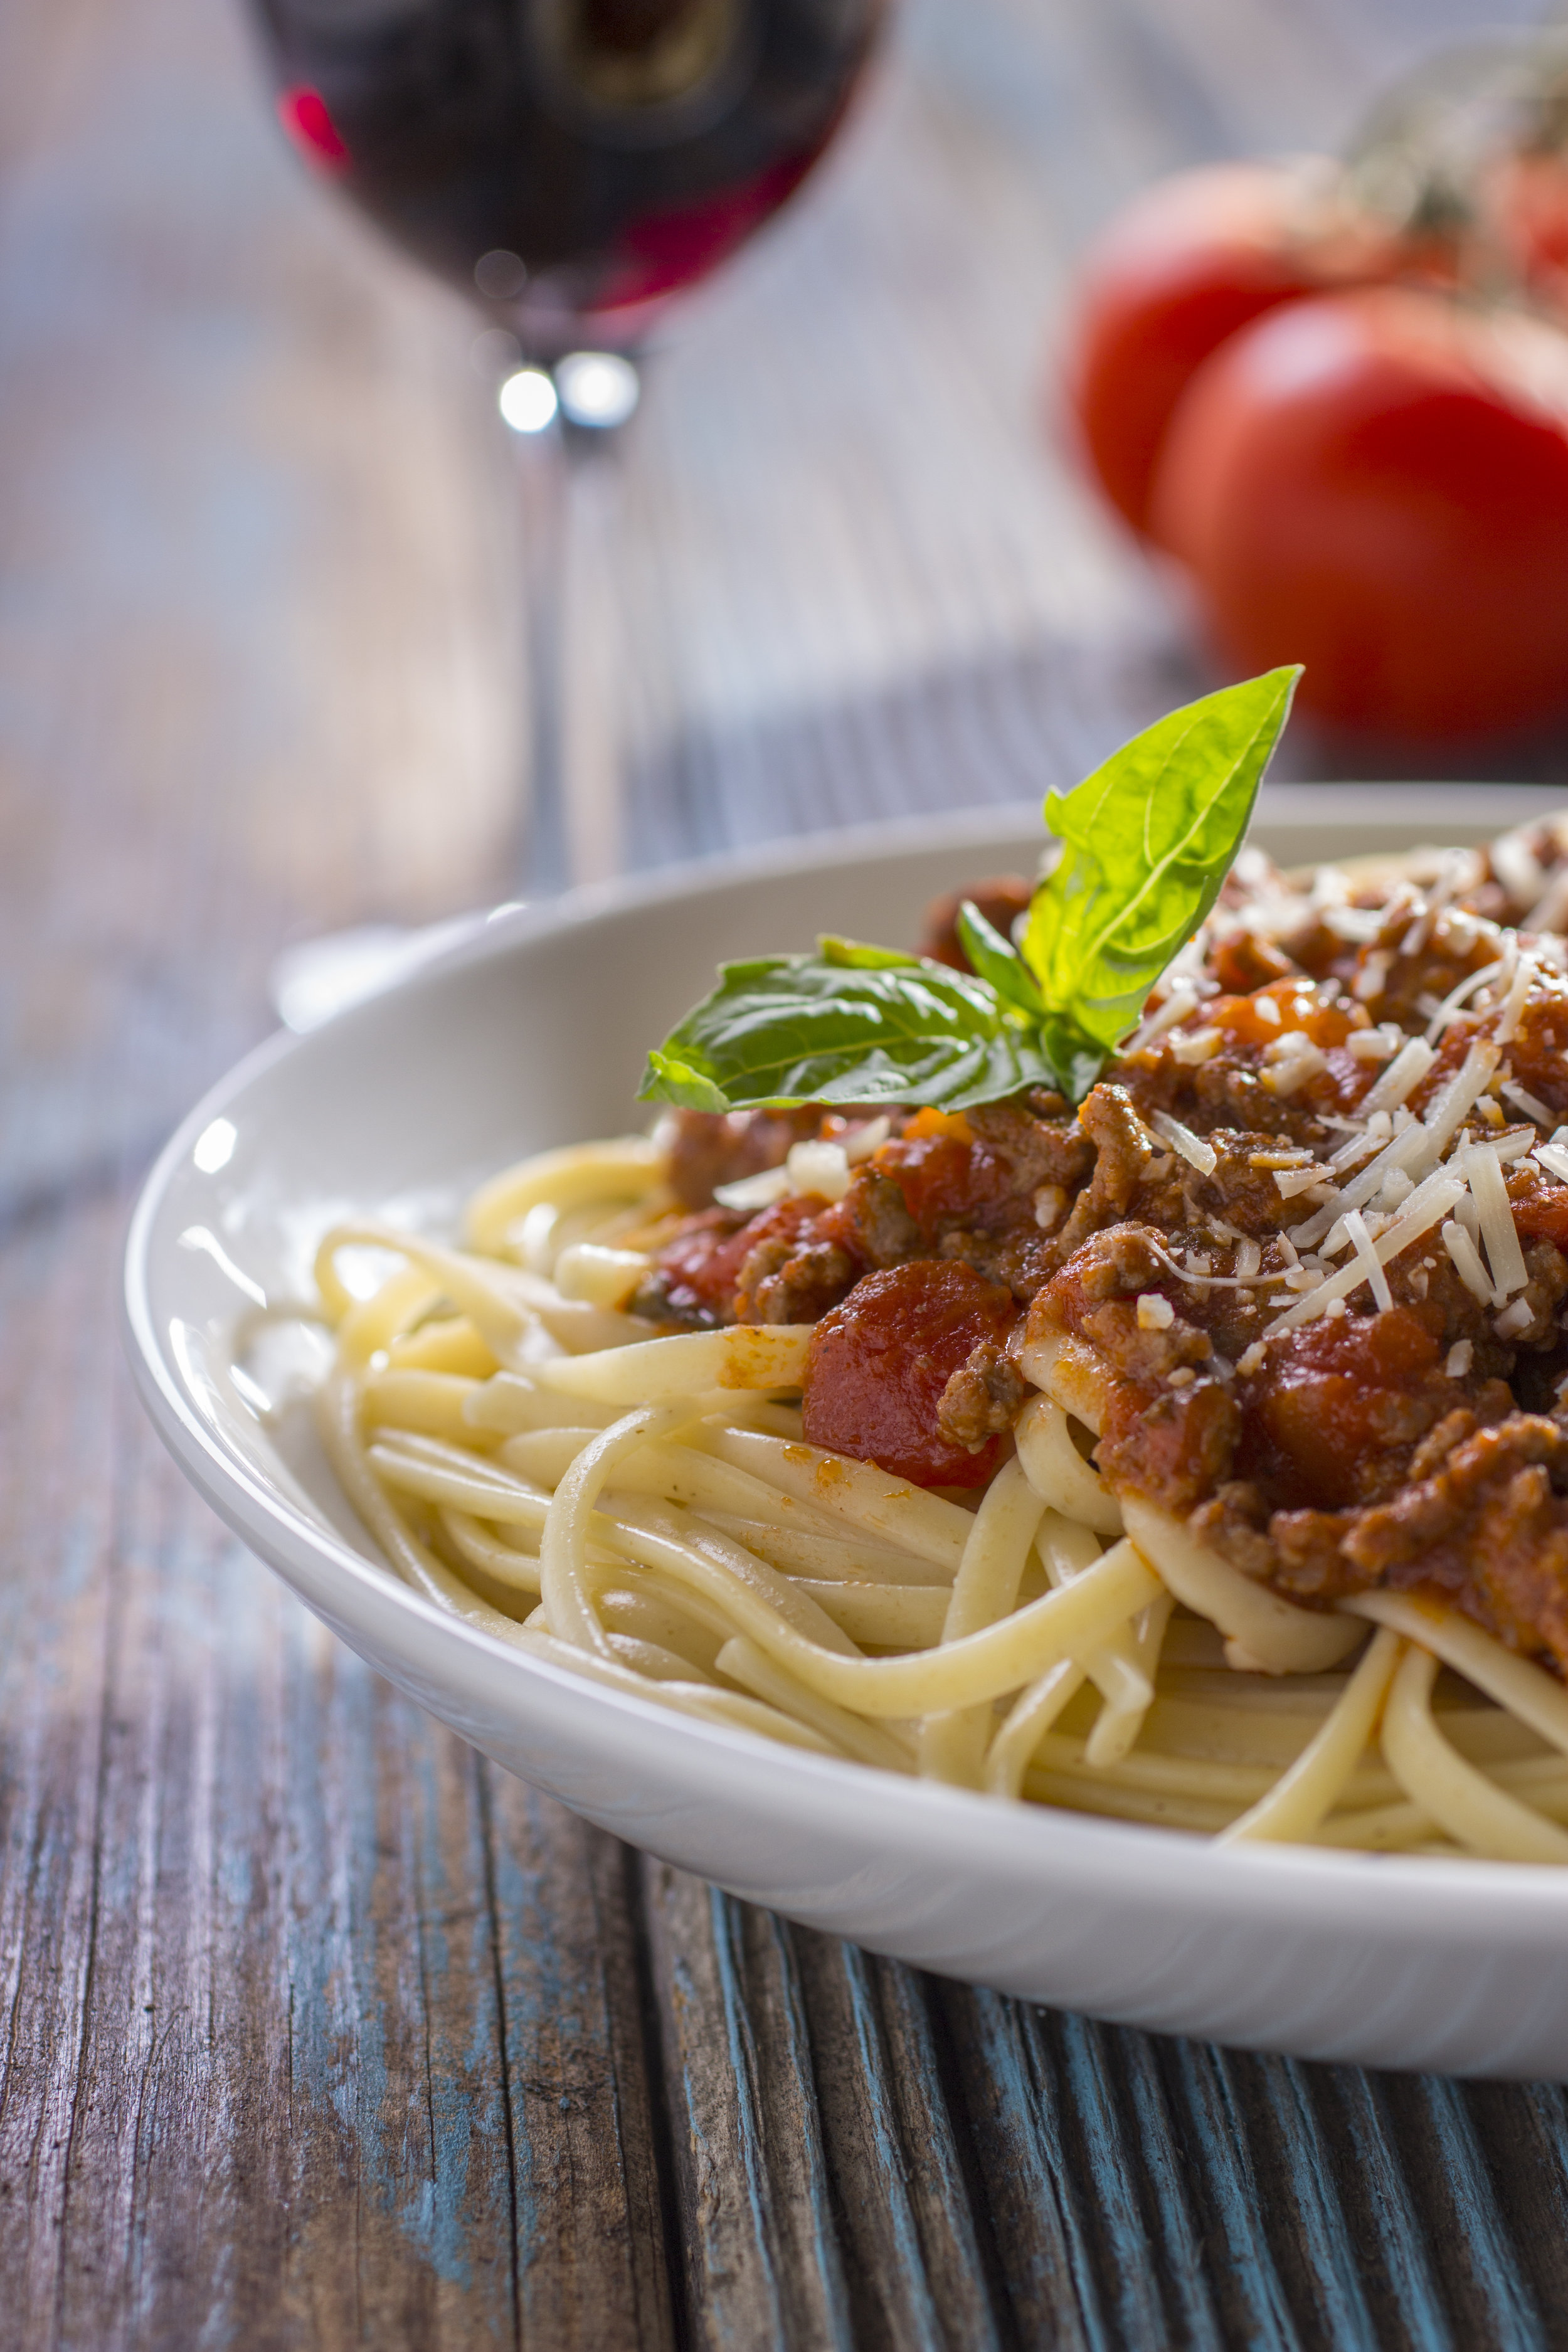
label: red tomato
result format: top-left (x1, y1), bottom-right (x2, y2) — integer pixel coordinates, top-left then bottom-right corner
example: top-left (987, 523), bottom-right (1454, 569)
top-left (1152, 287), bottom-right (1568, 736)
top-left (1061, 162), bottom-right (1392, 539)
top-left (802, 1261), bottom-right (1016, 1489)
top-left (1483, 150), bottom-right (1568, 317)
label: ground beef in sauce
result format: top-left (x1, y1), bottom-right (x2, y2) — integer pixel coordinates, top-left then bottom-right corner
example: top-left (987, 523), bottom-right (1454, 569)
top-left (638, 834), bottom-right (1568, 1674)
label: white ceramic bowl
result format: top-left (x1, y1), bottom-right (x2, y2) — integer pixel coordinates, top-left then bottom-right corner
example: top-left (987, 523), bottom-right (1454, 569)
top-left (125, 786), bottom-right (1568, 2080)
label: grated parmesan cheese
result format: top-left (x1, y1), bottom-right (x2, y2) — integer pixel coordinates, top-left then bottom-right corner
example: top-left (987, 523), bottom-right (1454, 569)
top-left (842, 1116), bottom-right (892, 1163)
top-left (1169, 1025), bottom-right (1223, 1065)
top-left (1032, 1184), bottom-right (1067, 1231)
top-left (1462, 1138), bottom-right (1528, 1299)
top-left (1262, 1171), bottom-right (1467, 1337)
top-left (1495, 1297), bottom-right (1535, 1338)
top-left (785, 1140), bottom-right (852, 1201)
top-left (1492, 830), bottom-right (1545, 905)
top-left (1274, 1164), bottom-right (1335, 1199)
top-left (1151, 1111), bottom-right (1217, 1176)
top-left (1421, 1041), bottom-right (1504, 1162)
top-left (1328, 1113), bottom-right (1392, 1173)
top-left (1494, 951), bottom-right (1537, 1044)
top-left (1343, 1209), bottom-right (1394, 1313)
top-left (1128, 986), bottom-right (1199, 1051)
top-left (1525, 867), bottom-right (1568, 933)
top-left (1358, 1036), bottom-right (1435, 1116)
top-left (1290, 1120), bottom-right (1430, 1250)
top-left (1353, 951), bottom-right (1392, 1004)
top-left (1323, 906), bottom-right (1390, 944)
top-left (1261, 1033), bottom-right (1328, 1095)
top-left (1441, 1218), bottom-right (1493, 1303)
top-left (714, 1165), bottom-right (792, 1211)
top-left (1136, 1293), bottom-right (1174, 1331)
top-left (1502, 1078), bottom-right (1555, 1126)
top-left (1446, 1339), bottom-right (1473, 1377)
top-left (1422, 957), bottom-right (1506, 1042)
top-left (1347, 1023), bottom-right (1403, 1061)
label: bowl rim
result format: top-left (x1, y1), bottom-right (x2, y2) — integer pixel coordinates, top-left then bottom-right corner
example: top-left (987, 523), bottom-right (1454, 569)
top-left (122, 793), bottom-right (1568, 1951)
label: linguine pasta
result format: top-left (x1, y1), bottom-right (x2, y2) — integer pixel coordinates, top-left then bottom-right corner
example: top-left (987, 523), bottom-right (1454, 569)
top-left (309, 1133), bottom-right (1568, 1861)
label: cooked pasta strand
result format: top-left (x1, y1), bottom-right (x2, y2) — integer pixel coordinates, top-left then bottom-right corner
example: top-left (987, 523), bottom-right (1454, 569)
top-left (1345, 1590), bottom-right (1568, 1762)
top-left (1121, 1499), bottom-right (1365, 1675)
top-left (985, 1661), bottom-right (1088, 1799)
top-left (920, 1460), bottom-right (1047, 1786)
top-left (696, 1428), bottom-right (973, 1571)
top-left (1220, 1629), bottom-right (1404, 1846)
top-left (540, 1402), bottom-right (709, 1660)
top-left (714, 1638), bottom-right (916, 1772)
top-left (1380, 1647), bottom-right (1568, 1863)
top-left (465, 1137), bottom-right (665, 1251)
top-left (531, 1325), bottom-right (813, 1402)
top-left (1014, 1397), bottom-right (1123, 1536)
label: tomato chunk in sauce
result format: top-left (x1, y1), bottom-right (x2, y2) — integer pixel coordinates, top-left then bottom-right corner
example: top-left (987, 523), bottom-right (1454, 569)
top-left (1235, 1306), bottom-right (1446, 1512)
top-left (802, 1261), bottom-right (1017, 1488)
top-left (655, 1199), bottom-right (818, 1322)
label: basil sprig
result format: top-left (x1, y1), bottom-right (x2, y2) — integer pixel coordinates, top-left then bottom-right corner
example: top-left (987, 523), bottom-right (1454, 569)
top-left (639, 668), bottom-right (1300, 1113)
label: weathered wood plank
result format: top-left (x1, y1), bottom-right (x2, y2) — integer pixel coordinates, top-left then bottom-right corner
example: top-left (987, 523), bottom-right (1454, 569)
top-left (790, 1939), bottom-right (1000, 2352)
top-left (0, 1196), bottom-right (124, 2334)
top-left (1461, 2078), bottom-right (1568, 2334)
top-left (1372, 2074), bottom-right (1549, 2351)
top-left (639, 1865), bottom-right (852, 2349)
top-left (484, 1777), bottom-right (677, 2351)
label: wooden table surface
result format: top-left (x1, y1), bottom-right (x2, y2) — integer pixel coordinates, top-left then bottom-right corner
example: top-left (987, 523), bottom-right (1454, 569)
top-left (7, 0), bottom-right (1568, 2343)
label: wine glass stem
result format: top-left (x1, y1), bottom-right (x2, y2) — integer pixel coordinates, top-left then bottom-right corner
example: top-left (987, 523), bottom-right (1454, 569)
top-left (514, 416), bottom-right (627, 896)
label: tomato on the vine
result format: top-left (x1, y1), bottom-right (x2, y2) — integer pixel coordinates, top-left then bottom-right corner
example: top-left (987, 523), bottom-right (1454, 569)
top-left (1483, 147), bottom-right (1568, 315)
top-left (1152, 287), bottom-right (1568, 736)
top-left (1060, 162), bottom-right (1395, 538)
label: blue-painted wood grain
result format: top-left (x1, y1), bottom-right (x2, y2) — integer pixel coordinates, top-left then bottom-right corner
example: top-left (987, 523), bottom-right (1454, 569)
top-left (1308, 2070), bottom-right (1455, 2352)
top-left (859, 1957), bottom-right (1004, 2352)
top-left (948, 1988), bottom-right (1109, 2351)
top-left (1096, 2022), bottom-right (1227, 2349)
top-left (1399, 2076), bottom-right (1548, 2350)
top-left (825, 1942), bottom-right (945, 2352)
top-left (1158, 2037), bottom-right (1306, 2351)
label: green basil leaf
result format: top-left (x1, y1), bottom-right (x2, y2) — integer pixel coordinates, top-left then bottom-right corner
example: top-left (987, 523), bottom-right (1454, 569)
top-left (1034, 1020), bottom-right (1108, 1108)
top-left (640, 668), bottom-right (1302, 1118)
top-left (1022, 667), bottom-right (1300, 1083)
top-left (955, 901), bottom-right (1044, 1019)
top-left (638, 953), bottom-right (1058, 1113)
top-left (818, 935), bottom-right (921, 970)
top-left (639, 1049), bottom-right (732, 1114)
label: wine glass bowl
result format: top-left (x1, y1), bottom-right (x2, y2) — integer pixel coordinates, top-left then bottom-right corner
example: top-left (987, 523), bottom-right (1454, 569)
top-left (259, 0), bottom-right (887, 357)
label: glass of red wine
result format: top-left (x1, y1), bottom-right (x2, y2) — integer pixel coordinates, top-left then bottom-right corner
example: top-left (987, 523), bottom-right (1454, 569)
top-left (252, 0), bottom-right (888, 898)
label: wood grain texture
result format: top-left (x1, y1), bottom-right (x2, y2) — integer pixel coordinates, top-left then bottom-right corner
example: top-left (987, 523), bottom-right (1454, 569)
top-left (6, 0), bottom-right (1568, 2343)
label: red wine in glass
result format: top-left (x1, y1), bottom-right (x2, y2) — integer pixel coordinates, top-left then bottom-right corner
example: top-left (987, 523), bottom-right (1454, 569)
top-left (255, 0), bottom-right (887, 355)
top-left (250, 0), bottom-right (887, 902)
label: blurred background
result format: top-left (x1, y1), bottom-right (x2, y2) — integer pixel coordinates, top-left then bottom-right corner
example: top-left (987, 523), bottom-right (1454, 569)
top-left (0, 0), bottom-right (1555, 1222)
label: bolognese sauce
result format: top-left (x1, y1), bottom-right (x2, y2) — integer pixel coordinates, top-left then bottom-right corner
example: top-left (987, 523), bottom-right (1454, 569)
top-left (633, 825), bottom-right (1568, 1678)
